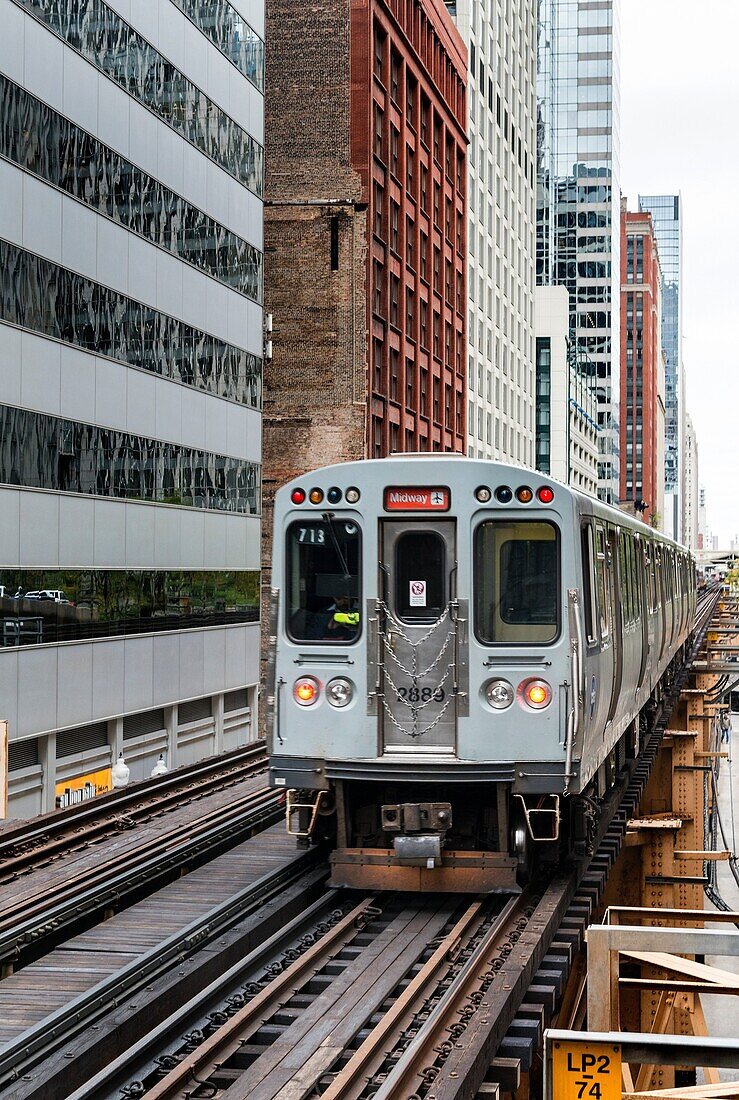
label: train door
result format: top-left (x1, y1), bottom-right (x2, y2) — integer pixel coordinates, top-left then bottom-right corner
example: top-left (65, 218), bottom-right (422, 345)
top-left (606, 526), bottom-right (623, 723)
top-left (377, 520), bottom-right (459, 755)
top-left (634, 535), bottom-right (649, 690)
top-left (593, 524), bottom-right (615, 734)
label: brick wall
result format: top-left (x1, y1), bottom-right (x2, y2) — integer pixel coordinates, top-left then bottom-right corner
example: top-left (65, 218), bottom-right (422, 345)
top-left (261, 0), bottom-right (369, 694)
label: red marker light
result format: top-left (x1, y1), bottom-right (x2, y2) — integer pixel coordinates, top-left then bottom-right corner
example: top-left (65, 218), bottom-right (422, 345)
top-left (537, 486), bottom-right (555, 504)
top-left (291, 488), bottom-right (306, 505)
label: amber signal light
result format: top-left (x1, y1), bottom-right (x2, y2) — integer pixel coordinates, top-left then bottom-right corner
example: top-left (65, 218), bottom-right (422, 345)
top-left (294, 677), bottom-right (319, 706)
top-left (309, 488), bottom-right (324, 505)
top-left (516, 486), bottom-right (533, 504)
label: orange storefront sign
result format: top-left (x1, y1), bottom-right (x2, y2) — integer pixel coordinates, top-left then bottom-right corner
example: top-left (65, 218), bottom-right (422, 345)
top-left (55, 767), bottom-right (113, 809)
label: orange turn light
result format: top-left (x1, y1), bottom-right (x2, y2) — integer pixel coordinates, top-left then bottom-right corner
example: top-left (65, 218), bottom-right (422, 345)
top-left (523, 680), bottom-right (551, 709)
top-left (294, 677), bottom-right (319, 705)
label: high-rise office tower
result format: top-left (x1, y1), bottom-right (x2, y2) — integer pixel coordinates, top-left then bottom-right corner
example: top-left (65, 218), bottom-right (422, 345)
top-left (448, 0), bottom-right (537, 465)
top-left (638, 194), bottom-right (682, 542)
top-left (683, 413), bottom-right (698, 551)
top-left (0, 0), bottom-right (264, 815)
top-left (620, 207), bottom-right (665, 528)
top-left (537, 0), bottom-right (621, 503)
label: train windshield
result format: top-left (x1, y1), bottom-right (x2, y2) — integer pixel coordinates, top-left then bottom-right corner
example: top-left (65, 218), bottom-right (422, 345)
top-left (286, 519), bottom-right (361, 644)
top-left (473, 520), bottom-right (559, 644)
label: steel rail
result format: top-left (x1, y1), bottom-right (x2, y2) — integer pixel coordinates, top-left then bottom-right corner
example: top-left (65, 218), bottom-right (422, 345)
top-left (0, 847), bottom-right (323, 1089)
top-left (63, 889), bottom-right (366, 1100)
top-left (0, 741), bottom-right (268, 872)
top-left (0, 785), bottom-right (283, 966)
top-left (140, 896), bottom-right (380, 1100)
top-left (321, 899), bottom-right (504, 1100)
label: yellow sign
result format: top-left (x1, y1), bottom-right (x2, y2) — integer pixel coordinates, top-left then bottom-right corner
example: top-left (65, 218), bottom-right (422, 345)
top-left (55, 767), bottom-right (113, 809)
top-left (552, 1039), bottom-right (622, 1100)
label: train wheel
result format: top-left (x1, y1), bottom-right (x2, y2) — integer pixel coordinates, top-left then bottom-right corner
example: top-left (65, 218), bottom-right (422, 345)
top-left (510, 803), bottom-right (534, 887)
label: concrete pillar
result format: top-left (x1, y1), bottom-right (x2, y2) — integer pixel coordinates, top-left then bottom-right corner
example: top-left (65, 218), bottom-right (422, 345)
top-left (214, 693), bottom-right (224, 754)
top-left (40, 731), bottom-right (57, 814)
top-left (165, 705), bottom-right (177, 768)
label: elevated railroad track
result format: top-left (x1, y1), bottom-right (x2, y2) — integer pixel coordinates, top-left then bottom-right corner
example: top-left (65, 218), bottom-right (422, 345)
top-left (0, 588), bottom-right (722, 1100)
top-left (0, 741), bottom-right (268, 877)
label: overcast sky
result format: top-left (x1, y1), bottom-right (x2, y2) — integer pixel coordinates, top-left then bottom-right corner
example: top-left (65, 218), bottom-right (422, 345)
top-left (619, 0), bottom-right (739, 546)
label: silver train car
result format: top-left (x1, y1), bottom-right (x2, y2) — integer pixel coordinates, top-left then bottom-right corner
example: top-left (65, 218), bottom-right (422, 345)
top-left (266, 456), bottom-right (695, 892)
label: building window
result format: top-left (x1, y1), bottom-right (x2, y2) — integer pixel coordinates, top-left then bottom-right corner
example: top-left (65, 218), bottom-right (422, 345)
top-left (0, 241), bottom-right (260, 407)
top-left (389, 274), bottom-right (400, 326)
top-left (1, 569), bottom-right (259, 649)
top-left (390, 201), bottom-right (400, 253)
top-left (389, 347), bottom-right (399, 401)
top-left (374, 103), bottom-right (385, 159)
top-left (0, 405), bottom-right (260, 513)
top-left (21, 0), bottom-right (263, 196)
top-left (170, 0), bottom-right (264, 90)
top-left (406, 216), bottom-right (416, 269)
top-left (0, 76), bottom-right (263, 302)
top-left (390, 126), bottom-right (400, 175)
top-left (535, 338), bottom-right (551, 474)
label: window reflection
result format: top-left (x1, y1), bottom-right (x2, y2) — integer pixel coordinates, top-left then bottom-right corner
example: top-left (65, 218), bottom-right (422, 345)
top-left (0, 78), bottom-right (262, 302)
top-left (0, 241), bottom-right (261, 407)
top-left (0, 570), bottom-right (259, 647)
top-left (0, 405), bottom-right (260, 514)
top-left (171, 0), bottom-right (264, 91)
top-left (18, 0), bottom-right (263, 195)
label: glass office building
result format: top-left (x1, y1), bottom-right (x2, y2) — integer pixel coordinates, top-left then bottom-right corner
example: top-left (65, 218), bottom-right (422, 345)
top-left (0, 0), bottom-right (264, 815)
top-left (537, 0), bottom-right (621, 502)
top-left (638, 194), bottom-right (682, 541)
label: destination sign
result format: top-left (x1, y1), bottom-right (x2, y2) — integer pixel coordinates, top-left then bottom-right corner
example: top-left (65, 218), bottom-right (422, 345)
top-left (384, 487), bottom-right (450, 512)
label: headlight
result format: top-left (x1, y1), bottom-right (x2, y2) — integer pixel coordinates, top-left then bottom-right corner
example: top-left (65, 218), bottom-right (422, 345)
top-left (294, 677), bottom-right (319, 706)
top-left (521, 679), bottom-right (552, 709)
top-left (485, 679), bottom-right (515, 710)
top-left (326, 677), bottom-right (354, 708)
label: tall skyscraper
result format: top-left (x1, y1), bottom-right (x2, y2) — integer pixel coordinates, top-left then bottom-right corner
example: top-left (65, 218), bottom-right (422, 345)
top-left (683, 413), bottom-right (699, 551)
top-left (620, 206), bottom-right (665, 528)
top-left (537, 0), bottom-right (621, 503)
top-left (448, 0), bottom-right (537, 466)
top-left (0, 0), bottom-right (264, 815)
top-left (638, 194), bottom-right (682, 542)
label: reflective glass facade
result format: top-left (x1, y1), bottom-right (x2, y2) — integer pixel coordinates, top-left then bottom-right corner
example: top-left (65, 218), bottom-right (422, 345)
top-left (0, 406), bottom-right (260, 514)
top-left (0, 570), bottom-right (259, 647)
top-left (638, 194), bottom-right (681, 524)
top-left (171, 0), bottom-right (264, 91)
top-left (0, 77), bottom-right (262, 302)
top-left (536, 0), bottom-right (621, 503)
top-left (0, 240), bottom-right (261, 407)
top-left (15, 0), bottom-right (264, 195)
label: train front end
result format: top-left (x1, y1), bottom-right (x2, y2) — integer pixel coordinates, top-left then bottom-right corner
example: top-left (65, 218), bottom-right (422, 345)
top-left (267, 457), bottom-right (577, 892)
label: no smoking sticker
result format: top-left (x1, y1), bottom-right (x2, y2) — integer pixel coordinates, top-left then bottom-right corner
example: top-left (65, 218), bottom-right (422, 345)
top-left (409, 581), bottom-right (427, 607)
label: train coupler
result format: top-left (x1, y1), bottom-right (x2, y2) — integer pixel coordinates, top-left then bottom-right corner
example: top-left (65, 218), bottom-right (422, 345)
top-left (381, 802), bottom-right (452, 868)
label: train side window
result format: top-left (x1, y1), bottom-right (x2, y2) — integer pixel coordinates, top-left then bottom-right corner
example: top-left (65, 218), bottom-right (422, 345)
top-left (595, 525), bottom-right (610, 638)
top-left (395, 530), bottom-right (446, 622)
top-left (285, 519), bottom-right (362, 644)
top-left (581, 524), bottom-right (598, 645)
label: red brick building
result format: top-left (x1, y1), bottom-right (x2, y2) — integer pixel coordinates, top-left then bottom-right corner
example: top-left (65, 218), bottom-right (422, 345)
top-left (620, 207), bottom-right (663, 517)
top-left (359, 1), bottom-right (468, 456)
top-left (263, 0), bottom-right (467, 487)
